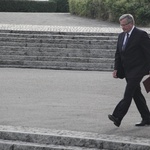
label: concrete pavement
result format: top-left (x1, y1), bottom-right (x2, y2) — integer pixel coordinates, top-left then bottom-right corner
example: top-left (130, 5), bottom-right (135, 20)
top-left (0, 12), bottom-right (150, 146)
top-left (0, 12), bottom-right (150, 33)
top-left (0, 68), bottom-right (150, 139)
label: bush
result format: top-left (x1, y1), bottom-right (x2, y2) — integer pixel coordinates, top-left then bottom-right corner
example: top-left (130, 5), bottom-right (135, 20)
top-left (55, 0), bottom-right (69, 12)
top-left (0, 0), bottom-right (57, 12)
top-left (69, 0), bottom-right (108, 20)
top-left (0, 0), bottom-right (69, 12)
top-left (68, 0), bottom-right (150, 26)
top-left (106, 0), bottom-right (150, 26)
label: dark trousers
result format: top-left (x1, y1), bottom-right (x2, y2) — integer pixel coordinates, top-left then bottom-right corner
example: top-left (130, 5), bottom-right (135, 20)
top-left (113, 77), bottom-right (150, 121)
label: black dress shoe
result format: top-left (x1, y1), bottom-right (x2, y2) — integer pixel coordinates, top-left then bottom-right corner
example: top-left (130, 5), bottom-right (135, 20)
top-left (135, 120), bottom-right (150, 126)
top-left (108, 114), bottom-right (121, 127)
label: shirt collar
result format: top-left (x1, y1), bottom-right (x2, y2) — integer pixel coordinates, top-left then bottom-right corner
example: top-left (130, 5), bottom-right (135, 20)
top-left (127, 26), bottom-right (135, 36)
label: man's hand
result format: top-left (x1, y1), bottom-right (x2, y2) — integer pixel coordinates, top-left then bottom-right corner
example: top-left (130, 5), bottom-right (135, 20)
top-left (113, 70), bottom-right (118, 78)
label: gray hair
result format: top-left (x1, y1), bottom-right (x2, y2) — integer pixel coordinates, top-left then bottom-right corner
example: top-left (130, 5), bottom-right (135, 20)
top-left (119, 14), bottom-right (135, 24)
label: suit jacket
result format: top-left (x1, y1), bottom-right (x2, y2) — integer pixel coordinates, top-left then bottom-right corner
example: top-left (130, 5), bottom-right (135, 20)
top-left (115, 27), bottom-right (150, 79)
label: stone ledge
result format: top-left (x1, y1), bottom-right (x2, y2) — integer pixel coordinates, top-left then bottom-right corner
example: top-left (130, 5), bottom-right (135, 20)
top-left (0, 24), bottom-right (150, 34)
top-left (0, 139), bottom-right (102, 150)
top-left (0, 125), bottom-right (150, 150)
top-left (0, 24), bottom-right (121, 33)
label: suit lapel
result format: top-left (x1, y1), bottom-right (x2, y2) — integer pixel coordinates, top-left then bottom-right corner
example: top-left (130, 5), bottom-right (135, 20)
top-left (124, 27), bottom-right (136, 50)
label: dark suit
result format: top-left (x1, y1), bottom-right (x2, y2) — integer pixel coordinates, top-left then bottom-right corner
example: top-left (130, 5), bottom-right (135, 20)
top-left (113, 27), bottom-right (150, 122)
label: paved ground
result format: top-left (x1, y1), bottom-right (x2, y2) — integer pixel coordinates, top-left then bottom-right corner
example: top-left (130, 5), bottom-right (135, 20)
top-left (0, 12), bottom-right (150, 141)
top-left (0, 12), bottom-right (150, 33)
top-left (0, 12), bottom-right (118, 27)
top-left (0, 68), bottom-right (150, 139)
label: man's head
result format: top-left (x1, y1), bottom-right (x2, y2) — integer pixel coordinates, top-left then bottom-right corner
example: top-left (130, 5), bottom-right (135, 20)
top-left (119, 14), bottom-right (135, 33)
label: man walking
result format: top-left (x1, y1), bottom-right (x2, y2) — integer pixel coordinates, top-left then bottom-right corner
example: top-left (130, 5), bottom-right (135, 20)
top-left (108, 14), bottom-right (150, 127)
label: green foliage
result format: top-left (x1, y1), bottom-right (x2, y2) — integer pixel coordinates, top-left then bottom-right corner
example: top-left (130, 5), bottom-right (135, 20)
top-left (68, 0), bottom-right (86, 16)
top-left (92, 0), bottom-right (109, 20)
top-left (0, 0), bottom-right (57, 12)
top-left (68, 0), bottom-right (109, 20)
top-left (68, 0), bottom-right (150, 26)
top-left (0, 0), bottom-right (69, 12)
top-left (105, 0), bottom-right (150, 25)
top-left (54, 0), bottom-right (69, 12)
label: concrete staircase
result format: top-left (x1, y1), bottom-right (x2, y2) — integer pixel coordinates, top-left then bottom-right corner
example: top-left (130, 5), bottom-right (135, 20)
top-left (0, 132), bottom-right (107, 150)
top-left (0, 30), bottom-right (118, 71)
top-left (0, 126), bottom-right (150, 150)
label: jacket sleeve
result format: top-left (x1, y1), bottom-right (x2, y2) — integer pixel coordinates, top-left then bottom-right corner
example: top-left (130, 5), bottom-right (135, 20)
top-left (114, 35), bottom-right (122, 70)
top-left (140, 31), bottom-right (150, 71)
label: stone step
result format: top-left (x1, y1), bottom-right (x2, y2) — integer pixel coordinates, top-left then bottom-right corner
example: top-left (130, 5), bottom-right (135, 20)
top-left (0, 139), bottom-right (103, 150)
top-left (0, 37), bottom-right (117, 45)
top-left (0, 47), bottom-right (115, 58)
top-left (0, 30), bottom-right (117, 71)
top-left (0, 60), bottom-right (114, 71)
top-left (0, 33), bottom-right (118, 40)
top-left (0, 42), bottom-right (116, 49)
top-left (0, 55), bottom-right (114, 63)
top-left (0, 125), bottom-right (149, 150)
top-left (0, 29), bottom-right (119, 36)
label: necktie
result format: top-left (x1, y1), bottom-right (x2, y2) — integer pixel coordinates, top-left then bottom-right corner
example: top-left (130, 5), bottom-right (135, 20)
top-left (122, 33), bottom-right (129, 51)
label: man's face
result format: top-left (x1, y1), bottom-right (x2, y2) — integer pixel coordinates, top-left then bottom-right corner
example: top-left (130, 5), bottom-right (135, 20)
top-left (120, 18), bottom-right (133, 33)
